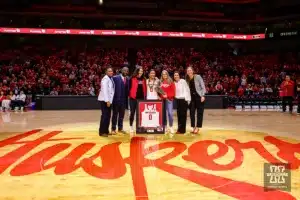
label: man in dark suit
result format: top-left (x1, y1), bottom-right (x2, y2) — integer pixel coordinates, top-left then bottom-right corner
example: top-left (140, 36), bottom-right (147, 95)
top-left (111, 67), bottom-right (129, 134)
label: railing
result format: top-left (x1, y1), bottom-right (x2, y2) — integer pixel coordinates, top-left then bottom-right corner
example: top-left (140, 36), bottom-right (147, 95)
top-left (0, 27), bottom-right (265, 40)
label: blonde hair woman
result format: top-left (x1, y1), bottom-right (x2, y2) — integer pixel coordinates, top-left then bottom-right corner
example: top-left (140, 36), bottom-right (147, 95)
top-left (160, 70), bottom-right (176, 135)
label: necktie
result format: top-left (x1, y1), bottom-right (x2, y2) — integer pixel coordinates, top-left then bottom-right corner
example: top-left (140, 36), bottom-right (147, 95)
top-left (123, 77), bottom-right (126, 84)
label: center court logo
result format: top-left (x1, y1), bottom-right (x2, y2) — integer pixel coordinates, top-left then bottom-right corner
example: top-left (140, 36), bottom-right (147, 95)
top-left (0, 130), bottom-right (298, 200)
top-left (264, 163), bottom-right (291, 191)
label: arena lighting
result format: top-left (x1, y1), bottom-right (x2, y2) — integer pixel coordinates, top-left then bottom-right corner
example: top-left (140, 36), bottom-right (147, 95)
top-left (99, 0), bottom-right (103, 5)
top-left (0, 27), bottom-right (265, 40)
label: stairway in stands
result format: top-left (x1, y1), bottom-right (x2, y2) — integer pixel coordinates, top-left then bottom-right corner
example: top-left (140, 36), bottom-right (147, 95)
top-left (127, 48), bottom-right (137, 73)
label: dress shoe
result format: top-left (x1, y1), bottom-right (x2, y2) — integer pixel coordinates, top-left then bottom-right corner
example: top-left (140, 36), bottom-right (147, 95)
top-left (118, 130), bottom-right (127, 134)
top-left (110, 130), bottom-right (117, 135)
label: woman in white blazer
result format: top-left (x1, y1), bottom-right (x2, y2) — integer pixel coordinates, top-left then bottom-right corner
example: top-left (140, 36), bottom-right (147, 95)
top-left (98, 67), bottom-right (115, 137)
top-left (174, 71), bottom-right (191, 134)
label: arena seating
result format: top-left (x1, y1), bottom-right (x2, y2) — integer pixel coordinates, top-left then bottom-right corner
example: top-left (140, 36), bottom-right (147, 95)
top-left (0, 45), bottom-right (299, 110)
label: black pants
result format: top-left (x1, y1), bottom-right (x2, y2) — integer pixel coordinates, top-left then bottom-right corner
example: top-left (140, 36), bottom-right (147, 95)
top-left (99, 101), bottom-right (112, 135)
top-left (282, 96), bottom-right (293, 112)
top-left (176, 99), bottom-right (188, 133)
top-left (111, 103), bottom-right (126, 131)
top-left (129, 98), bottom-right (137, 126)
top-left (189, 98), bottom-right (205, 128)
top-left (11, 100), bottom-right (25, 109)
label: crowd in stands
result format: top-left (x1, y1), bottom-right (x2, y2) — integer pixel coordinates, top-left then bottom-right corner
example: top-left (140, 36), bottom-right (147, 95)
top-left (136, 48), bottom-right (300, 97)
top-left (1, 44), bottom-right (300, 111)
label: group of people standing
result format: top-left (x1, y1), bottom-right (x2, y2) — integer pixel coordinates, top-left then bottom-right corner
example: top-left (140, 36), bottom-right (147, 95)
top-left (98, 66), bottom-right (206, 137)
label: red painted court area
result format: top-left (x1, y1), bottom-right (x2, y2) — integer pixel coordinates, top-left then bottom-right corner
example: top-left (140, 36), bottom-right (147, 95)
top-left (0, 126), bottom-right (299, 200)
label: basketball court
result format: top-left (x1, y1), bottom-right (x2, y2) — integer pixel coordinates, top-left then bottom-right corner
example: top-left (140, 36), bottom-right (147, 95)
top-left (0, 109), bottom-right (299, 200)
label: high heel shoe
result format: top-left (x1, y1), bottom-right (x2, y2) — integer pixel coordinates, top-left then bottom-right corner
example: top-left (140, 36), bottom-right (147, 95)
top-left (190, 127), bottom-right (195, 133)
top-left (193, 128), bottom-right (199, 134)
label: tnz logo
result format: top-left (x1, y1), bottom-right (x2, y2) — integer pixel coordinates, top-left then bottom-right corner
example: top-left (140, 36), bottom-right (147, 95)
top-left (264, 163), bottom-right (291, 191)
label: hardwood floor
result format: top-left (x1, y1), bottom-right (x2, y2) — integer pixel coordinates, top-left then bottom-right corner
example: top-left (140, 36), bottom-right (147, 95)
top-left (0, 110), bottom-right (299, 200)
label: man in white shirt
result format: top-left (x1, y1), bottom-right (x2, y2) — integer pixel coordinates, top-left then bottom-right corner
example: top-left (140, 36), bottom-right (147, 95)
top-left (98, 67), bottom-right (115, 137)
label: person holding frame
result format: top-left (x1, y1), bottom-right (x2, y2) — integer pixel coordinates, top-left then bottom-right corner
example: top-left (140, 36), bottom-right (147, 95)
top-left (173, 71), bottom-right (191, 134)
top-left (185, 66), bottom-right (206, 134)
top-left (128, 67), bottom-right (147, 134)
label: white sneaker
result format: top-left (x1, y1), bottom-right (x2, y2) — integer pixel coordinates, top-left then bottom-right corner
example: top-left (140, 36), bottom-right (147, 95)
top-left (170, 127), bottom-right (174, 134)
top-left (129, 126), bottom-right (135, 136)
top-left (169, 127), bottom-right (175, 138)
top-left (164, 126), bottom-right (169, 135)
top-left (165, 126), bottom-right (169, 132)
top-left (20, 107), bottom-right (24, 112)
top-left (14, 107), bottom-right (19, 112)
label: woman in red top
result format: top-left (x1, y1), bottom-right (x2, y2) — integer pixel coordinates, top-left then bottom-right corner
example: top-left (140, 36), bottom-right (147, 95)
top-left (296, 77), bottom-right (300, 115)
top-left (160, 70), bottom-right (175, 135)
top-left (128, 67), bottom-right (146, 134)
top-left (237, 86), bottom-right (244, 97)
top-left (280, 75), bottom-right (295, 113)
top-left (0, 91), bottom-right (6, 111)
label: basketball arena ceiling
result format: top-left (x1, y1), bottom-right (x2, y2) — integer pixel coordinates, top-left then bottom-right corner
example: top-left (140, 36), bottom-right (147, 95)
top-left (0, 0), bottom-right (300, 22)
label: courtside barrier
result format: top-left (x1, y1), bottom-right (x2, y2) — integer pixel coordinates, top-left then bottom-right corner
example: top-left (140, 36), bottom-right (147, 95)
top-left (0, 27), bottom-right (265, 40)
top-left (35, 95), bottom-right (228, 110)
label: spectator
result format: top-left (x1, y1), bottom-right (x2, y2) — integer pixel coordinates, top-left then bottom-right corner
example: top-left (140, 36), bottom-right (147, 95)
top-left (1, 91), bottom-right (13, 111)
top-left (0, 91), bottom-right (5, 111)
top-left (296, 77), bottom-right (300, 115)
top-left (241, 75), bottom-right (247, 87)
top-left (50, 88), bottom-right (59, 96)
top-left (260, 76), bottom-right (267, 85)
top-left (245, 84), bottom-right (252, 96)
top-left (215, 81), bottom-right (223, 94)
top-left (11, 91), bottom-right (27, 112)
top-left (237, 86), bottom-right (244, 97)
top-left (0, 43), bottom-right (299, 109)
top-left (89, 84), bottom-right (95, 96)
top-left (265, 84), bottom-right (273, 96)
top-left (280, 75), bottom-right (295, 113)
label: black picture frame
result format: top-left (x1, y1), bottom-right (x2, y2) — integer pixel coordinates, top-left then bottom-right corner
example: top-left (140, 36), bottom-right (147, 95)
top-left (136, 100), bottom-right (165, 134)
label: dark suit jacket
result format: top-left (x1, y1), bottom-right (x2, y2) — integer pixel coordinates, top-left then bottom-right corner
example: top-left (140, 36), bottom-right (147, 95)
top-left (112, 75), bottom-right (129, 108)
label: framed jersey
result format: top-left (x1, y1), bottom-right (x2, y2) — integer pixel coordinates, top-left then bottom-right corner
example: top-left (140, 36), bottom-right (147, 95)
top-left (136, 100), bottom-right (164, 134)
